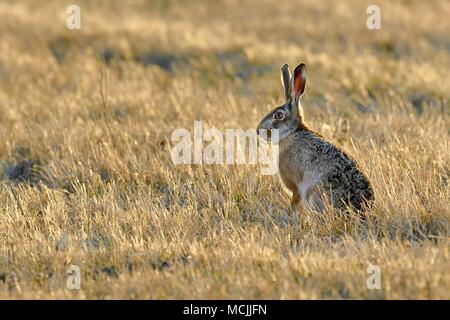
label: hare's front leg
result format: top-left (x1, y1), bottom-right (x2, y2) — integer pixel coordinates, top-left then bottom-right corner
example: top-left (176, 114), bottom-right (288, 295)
top-left (290, 190), bottom-right (304, 215)
top-left (280, 192), bottom-right (301, 228)
top-left (290, 191), bottom-right (299, 210)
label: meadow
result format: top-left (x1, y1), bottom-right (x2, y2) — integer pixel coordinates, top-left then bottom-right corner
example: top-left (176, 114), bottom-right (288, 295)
top-left (0, 0), bottom-right (449, 299)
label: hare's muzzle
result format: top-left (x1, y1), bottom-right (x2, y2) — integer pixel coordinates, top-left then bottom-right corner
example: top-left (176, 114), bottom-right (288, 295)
top-left (257, 126), bottom-right (272, 141)
top-left (256, 121), bottom-right (266, 136)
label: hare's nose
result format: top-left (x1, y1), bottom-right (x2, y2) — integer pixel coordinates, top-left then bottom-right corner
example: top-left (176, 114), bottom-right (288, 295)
top-left (257, 127), bottom-right (264, 136)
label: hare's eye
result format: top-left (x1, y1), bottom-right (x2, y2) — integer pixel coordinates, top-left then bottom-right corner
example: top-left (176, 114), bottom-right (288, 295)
top-left (274, 111), bottom-right (284, 120)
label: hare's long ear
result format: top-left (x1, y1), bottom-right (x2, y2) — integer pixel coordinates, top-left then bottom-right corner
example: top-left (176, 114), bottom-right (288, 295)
top-left (280, 63), bottom-right (291, 102)
top-left (290, 63), bottom-right (307, 107)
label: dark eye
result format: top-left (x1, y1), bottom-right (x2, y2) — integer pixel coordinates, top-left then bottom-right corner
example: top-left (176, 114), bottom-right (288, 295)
top-left (274, 111), bottom-right (284, 120)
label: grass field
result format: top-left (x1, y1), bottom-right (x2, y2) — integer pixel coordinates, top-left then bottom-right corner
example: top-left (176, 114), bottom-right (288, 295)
top-left (0, 0), bottom-right (449, 299)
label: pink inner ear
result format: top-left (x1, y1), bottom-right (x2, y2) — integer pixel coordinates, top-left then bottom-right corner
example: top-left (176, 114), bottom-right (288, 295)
top-left (294, 73), bottom-right (303, 94)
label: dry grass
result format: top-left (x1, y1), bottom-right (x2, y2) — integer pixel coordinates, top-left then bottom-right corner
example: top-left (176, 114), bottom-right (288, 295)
top-left (0, 0), bottom-right (449, 299)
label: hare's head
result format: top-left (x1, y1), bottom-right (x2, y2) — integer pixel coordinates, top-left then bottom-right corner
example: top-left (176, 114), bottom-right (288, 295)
top-left (257, 63), bottom-right (307, 142)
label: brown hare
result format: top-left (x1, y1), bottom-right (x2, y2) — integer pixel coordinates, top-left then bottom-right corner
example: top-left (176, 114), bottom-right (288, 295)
top-left (257, 63), bottom-right (374, 213)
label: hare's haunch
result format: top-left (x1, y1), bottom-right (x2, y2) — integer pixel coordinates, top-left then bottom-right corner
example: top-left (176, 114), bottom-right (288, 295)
top-left (257, 63), bottom-right (374, 212)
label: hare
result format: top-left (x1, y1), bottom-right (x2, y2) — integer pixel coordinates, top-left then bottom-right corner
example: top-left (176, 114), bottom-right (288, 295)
top-left (257, 63), bottom-right (374, 213)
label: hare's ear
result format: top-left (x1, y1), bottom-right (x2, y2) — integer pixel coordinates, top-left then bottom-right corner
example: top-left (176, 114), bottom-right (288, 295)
top-left (290, 63), bottom-right (307, 106)
top-left (280, 63), bottom-right (291, 102)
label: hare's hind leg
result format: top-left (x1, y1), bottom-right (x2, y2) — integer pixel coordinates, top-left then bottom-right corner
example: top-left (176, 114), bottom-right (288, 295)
top-left (307, 191), bottom-right (325, 213)
top-left (296, 182), bottom-right (325, 213)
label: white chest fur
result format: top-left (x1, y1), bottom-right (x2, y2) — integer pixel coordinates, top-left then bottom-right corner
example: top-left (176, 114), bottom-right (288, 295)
top-left (296, 171), bottom-right (325, 212)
